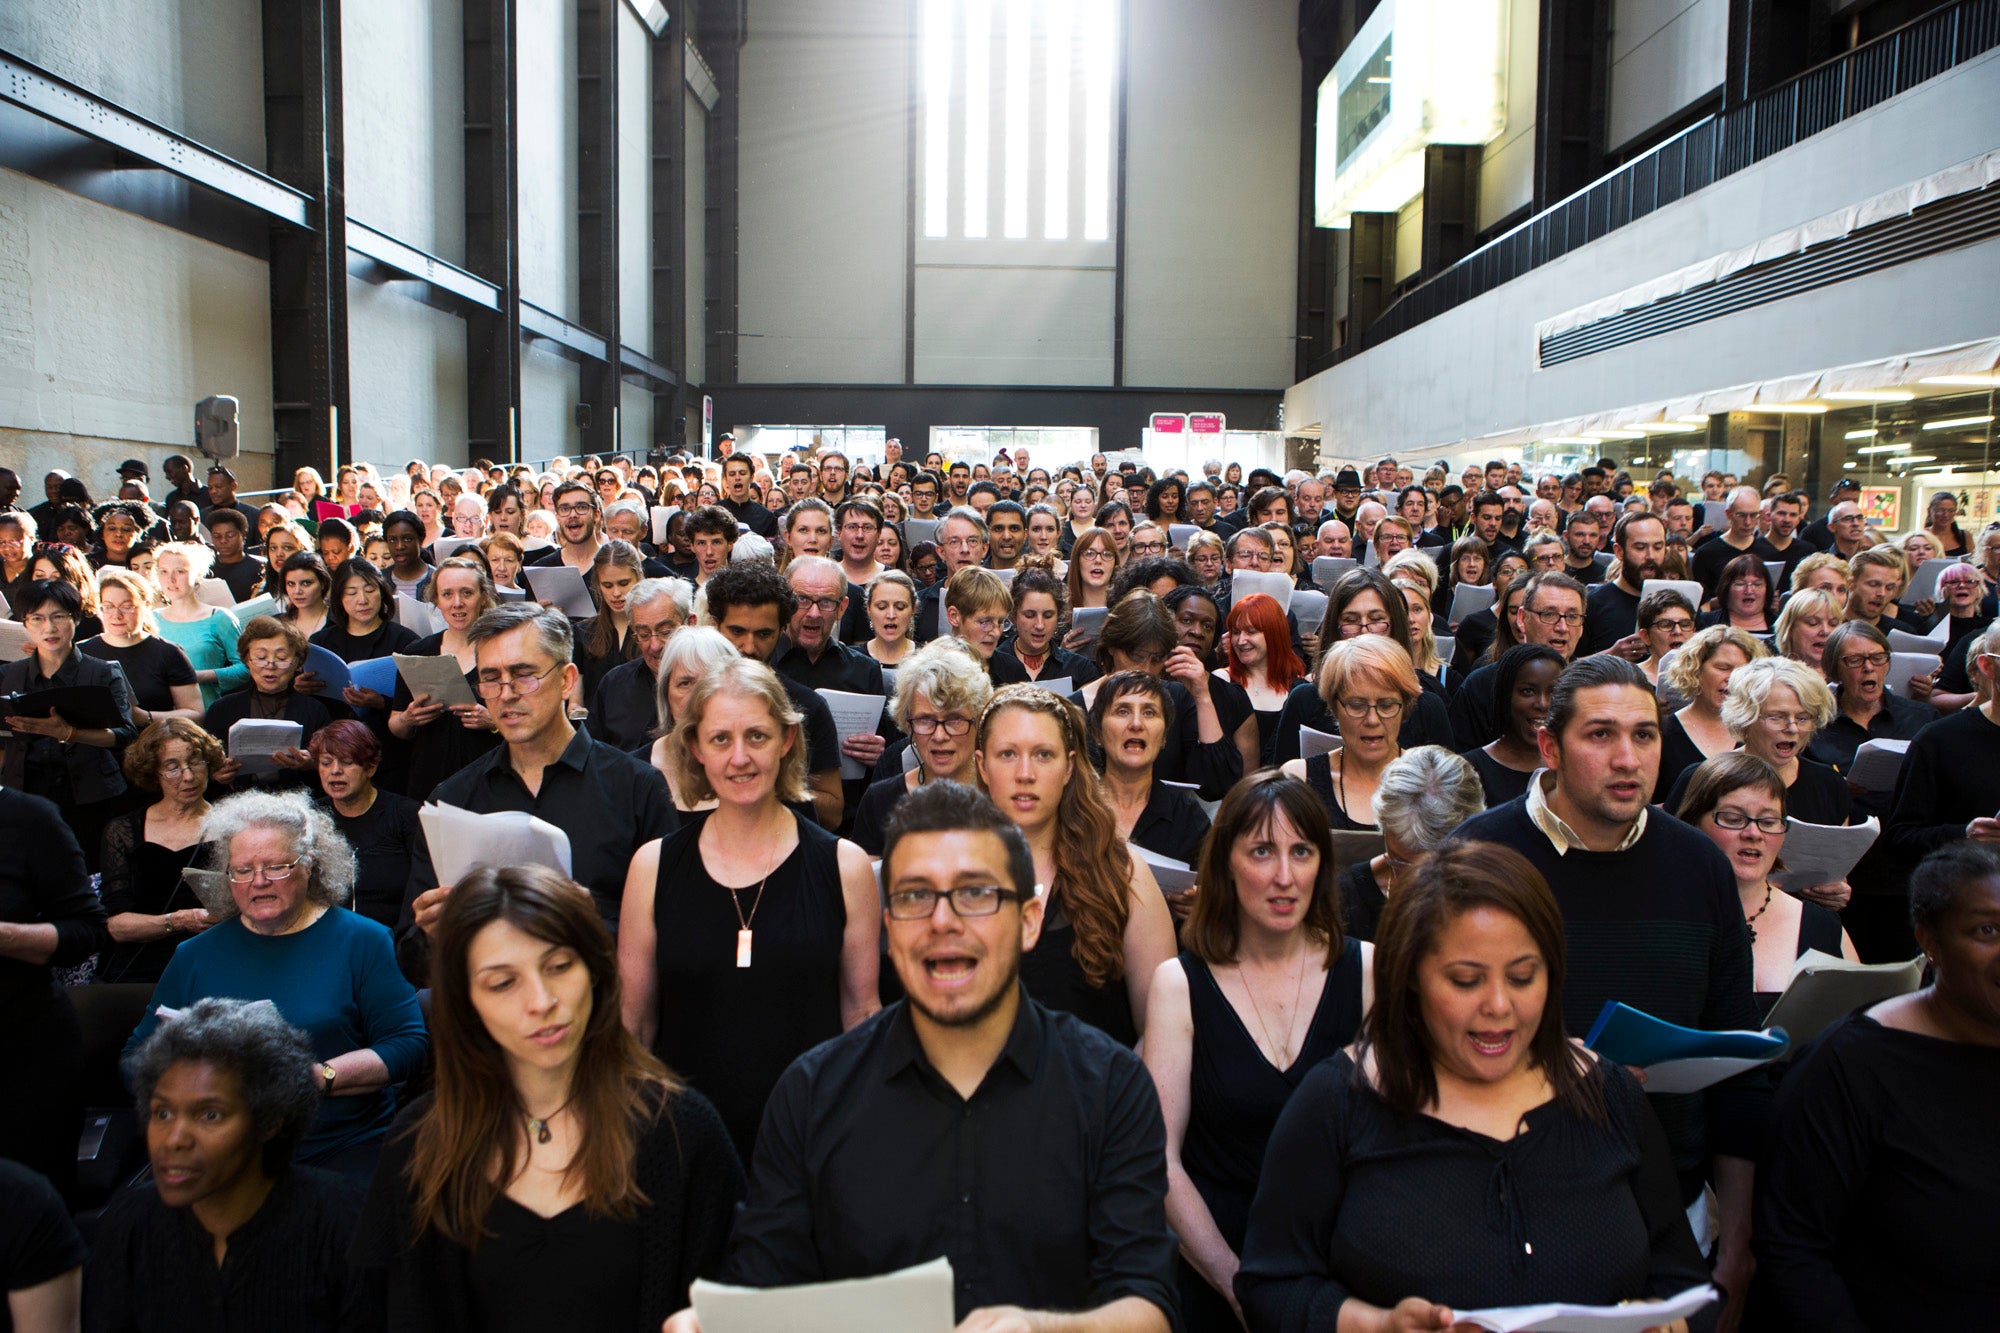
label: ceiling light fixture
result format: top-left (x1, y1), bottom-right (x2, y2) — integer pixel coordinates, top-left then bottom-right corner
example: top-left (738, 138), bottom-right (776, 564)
top-left (1919, 375), bottom-right (2000, 387)
top-left (1855, 442), bottom-right (1912, 454)
top-left (1822, 390), bottom-right (1915, 403)
top-left (1754, 403), bottom-right (1830, 414)
top-left (1843, 429), bottom-right (1879, 440)
top-left (1921, 415), bottom-right (1996, 430)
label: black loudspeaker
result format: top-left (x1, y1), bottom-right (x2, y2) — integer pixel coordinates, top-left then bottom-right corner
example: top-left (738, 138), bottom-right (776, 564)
top-left (194, 395), bottom-right (240, 461)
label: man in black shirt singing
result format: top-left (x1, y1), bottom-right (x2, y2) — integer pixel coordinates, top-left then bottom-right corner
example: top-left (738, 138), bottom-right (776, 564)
top-left (665, 781), bottom-right (1176, 1332)
top-left (720, 452), bottom-right (778, 539)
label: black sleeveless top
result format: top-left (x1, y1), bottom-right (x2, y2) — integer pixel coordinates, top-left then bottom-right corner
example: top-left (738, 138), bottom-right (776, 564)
top-left (1753, 902), bottom-right (1847, 1022)
top-left (651, 810), bottom-right (849, 1157)
top-left (386, 632), bottom-right (500, 799)
top-left (1305, 753), bottom-right (1378, 831)
top-left (1178, 940), bottom-right (1366, 1330)
top-left (1462, 744), bottom-right (1534, 808)
top-left (1018, 887), bottom-right (1139, 1047)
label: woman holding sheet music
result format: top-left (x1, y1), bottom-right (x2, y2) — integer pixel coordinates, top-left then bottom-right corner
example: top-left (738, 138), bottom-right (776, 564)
top-left (1089, 671), bottom-right (1212, 875)
top-left (1279, 637), bottom-right (1416, 833)
top-left (387, 557), bottom-right (500, 801)
top-left (1, 578), bottom-right (138, 869)
top-left (79, 567), bottom-right (204, 729)
top-left (153, 542), bottom-right (250, 707)
top-left (1756, 842), bottom-right (2000, 1330)
top-left (96, 719), bottom-right (222, 983)
top-left (312, 559), bottom-right (421, 719)
top-left (29, 543), bottom-right (103, 639)
top-left (572, 539), bottom-right (646, 701)
top-left (849, 637), bottom-right (993, 856)
top-left (1661, 658), bottom-right (1851, 836)
top-left (312, 720), bottom-right (422, 930)
top-left (1804, 621), bottom-right (1933, 814)
top-left (204, 616), bottom-right (348, 793)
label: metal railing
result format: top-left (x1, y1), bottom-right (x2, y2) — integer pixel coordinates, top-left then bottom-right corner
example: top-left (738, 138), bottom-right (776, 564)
top-left (1323, 0), bottom-right (2000, 367)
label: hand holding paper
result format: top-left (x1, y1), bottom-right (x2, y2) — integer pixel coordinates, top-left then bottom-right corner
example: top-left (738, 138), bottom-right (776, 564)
top-left (1584, 1001), bottom-right (1788, 1094)
top-left (690, 1257), bottom-right (954, 1333)
top-left (419, 802), bottom-right (573, 887)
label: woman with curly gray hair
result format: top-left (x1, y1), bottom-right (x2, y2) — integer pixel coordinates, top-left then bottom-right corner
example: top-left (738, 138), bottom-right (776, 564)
top-left (91, 997), bottom-right (376, 1329)
top-left (1335, 745), bottom-right (1487, 943)
top-left (122, 790), bottom-right (428, 1182)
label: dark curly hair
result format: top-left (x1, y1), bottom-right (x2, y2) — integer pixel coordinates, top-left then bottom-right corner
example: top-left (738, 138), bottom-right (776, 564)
top-left (125, 997), bottom-right (320, 1176)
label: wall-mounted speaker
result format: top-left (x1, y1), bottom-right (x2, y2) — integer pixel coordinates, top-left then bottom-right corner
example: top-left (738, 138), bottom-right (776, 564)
top-left (194, 395), bottom-right (240, 461)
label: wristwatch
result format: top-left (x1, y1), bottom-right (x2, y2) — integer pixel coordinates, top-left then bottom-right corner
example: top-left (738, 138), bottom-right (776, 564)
top-left (319, 1062), bottom-right (337, 1094)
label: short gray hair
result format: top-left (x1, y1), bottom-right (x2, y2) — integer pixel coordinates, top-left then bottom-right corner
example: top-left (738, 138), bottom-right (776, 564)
top-left (1720, 656), bottom-right (1836, 737)
top-left (654, 625), bottom-right (741, 730)
top-left (124, 997), bottom-right (319, 1174)
top-left (1372, 746), bottom-right (1485, 851)
top-left (202, 790), bottom-right (356, 909)
top-left (466, 601), bottom-right (573, 666)
top-left (628, 576), bottom-right (692, 619)
top-left (731, 532), bottom-right (775, 567)
top-left (604, 498), bottom-right (647, 526)
top-left (890, 636), bottom-right (993, 731)
top-left (785, 555), bottom-right (845, 588)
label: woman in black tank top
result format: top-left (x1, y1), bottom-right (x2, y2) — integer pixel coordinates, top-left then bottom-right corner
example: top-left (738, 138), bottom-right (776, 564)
top-left (616, 659), bottom-right (881, 1159)
top-left (1142, 773), bottom-right (1373, 1331)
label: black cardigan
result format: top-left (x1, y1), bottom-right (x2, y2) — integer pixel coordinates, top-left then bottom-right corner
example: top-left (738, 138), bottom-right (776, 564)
top-left (353, 1087), bottom-right (745, 1333)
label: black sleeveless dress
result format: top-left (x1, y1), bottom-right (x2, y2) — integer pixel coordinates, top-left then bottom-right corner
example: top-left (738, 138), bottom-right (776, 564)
top-left (650, 810), bottom-right (849, 1157)
top-left (1019, 890), bottom-right (1138, 1047)
top-left (1753, 902), bottom-right (1847, 1022)
top-left (386, 633), bottom-right (500, 799)
top-left (1304, 753), bottom-right (1378, 831)
top-left (1179, 940), bottom-right (1365, 1330)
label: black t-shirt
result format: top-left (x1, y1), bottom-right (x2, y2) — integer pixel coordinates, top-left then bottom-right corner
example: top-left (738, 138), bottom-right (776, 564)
top-left (210, 553), bottom-right (267, 602)
top-left (77, 634), bottom-right (198, 713)
top-left (0, 1159), bottom-right (84, 1329)
top-left (310, 619), bottom-right (422, 664)
top-left (1690, 533), bottom-right (1780, 602)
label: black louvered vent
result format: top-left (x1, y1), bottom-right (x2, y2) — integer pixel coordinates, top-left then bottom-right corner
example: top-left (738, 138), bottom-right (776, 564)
top-left (1538, 182), bottom-right (2000, 366)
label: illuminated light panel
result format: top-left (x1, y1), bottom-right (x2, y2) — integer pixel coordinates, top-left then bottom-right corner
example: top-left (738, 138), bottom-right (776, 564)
top-left (1081, 0), bottom-right (1115, 241)
top-left (1675, 415), bottom-right (1711, 425)
top-left (1919, 375), bottom-right (2000, 387)
top-left (1586, 430), bottom-right (1646, 440)
top-left (1315, 0), bottom-right (1509, 228)
top-left (1634, 422), bottom-right (1700, 433)
top-left (1921, 415), bottom-right (1996, 430)
top-left (1887, 454), bottom-right (1938, 464)
top-left (963, 0), bottom-right (990, 237)
top-left (1044, 0), bottom-right (1072, 240)
top-left (1855, 442), bottom-right (1912, 454)
top-left (1822, 390), bottom-right (1914, 402)
top-left (1003, 0), bottom-right (1029, 237)
top-left (1844, 429), bottom-right (1879, 439)
top-left (1754, 403), bottom-right (1829, 414)
top-left (1539, 436), bottom-right (1599, 446)
top-left (923, 0), bottom-right (953, 238)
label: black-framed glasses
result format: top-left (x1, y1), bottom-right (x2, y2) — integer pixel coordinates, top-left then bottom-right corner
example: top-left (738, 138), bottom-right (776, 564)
top-left (1526, 608), bottom-right (1586, 628)
top-left (909, 715), bottom-right (973, 736)
top-left (1336, 697), bottom-right (1404, 720)
top-left (886, 884), bottom-right (1024, 920)
top-left (1711, 810), bottom-right (1788, 835)
top-left (475, 662), bottom-right (563, 697)
top-left (1838, 652), bottom-right (1890, 670)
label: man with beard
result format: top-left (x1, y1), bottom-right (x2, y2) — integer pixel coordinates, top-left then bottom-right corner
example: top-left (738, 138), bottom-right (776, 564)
top-left (1690, 486), bottom-right (1779, 603)
top-left (1560, 508), bottom-right (1605, 585)
top-left (1578, 512), bottom-right (1668, 658)
top-left (1183, 482), bottom-right (1218, 531)
top-left (984, 501), bottom-right (1029, 571)
top-left (525, 481), bottom-right (605, 572)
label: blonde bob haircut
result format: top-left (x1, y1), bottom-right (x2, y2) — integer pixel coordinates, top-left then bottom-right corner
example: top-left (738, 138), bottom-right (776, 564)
top-left (667, 657), bottom-right (809, 806)
top-left (944, 565), bottom-right (1012, 619)
top-left (1661, 624), bottom-right (1769, 700)
top-left (890, 636), bottom-right (993, 732)
top-left (1773, 587), bottom-right (1844, 662)
top-left (94, 567), bottom-right (164, 637)
top-left (1315, 633), bottom-right (1422, 709)
top-left (1720, 656), bottom-right (1837, 738)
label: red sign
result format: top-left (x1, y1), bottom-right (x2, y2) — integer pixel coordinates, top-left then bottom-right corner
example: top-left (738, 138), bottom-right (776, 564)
top-left (1150, 413), bottom-right (1187, 434)
top-left (1189, 413), bottom-right (1226, 434)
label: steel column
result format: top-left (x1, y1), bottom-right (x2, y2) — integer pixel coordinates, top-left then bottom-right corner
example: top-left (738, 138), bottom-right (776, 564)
top-left (652, 18), bottom-right (690, 446)
top-left (701, 0), bottom-right (744, 395)
top-left (465, 0), bottom-right (522, 463)
top-left (1532, 0), bottom-right (1609, 211)
top-left (577, 0), bottom-right (622, 457)
top-left (1344, 211), bottom-right (1394, 343)
top-left (1420, 145), bottom-right (1481, 276)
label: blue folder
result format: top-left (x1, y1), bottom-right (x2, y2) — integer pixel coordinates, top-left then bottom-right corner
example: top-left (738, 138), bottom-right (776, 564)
top-left (1584, 1002), bottom-right (1789, 1066)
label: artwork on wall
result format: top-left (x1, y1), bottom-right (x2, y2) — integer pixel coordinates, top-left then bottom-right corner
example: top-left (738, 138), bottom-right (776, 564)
top-left (1860, 487), bottom-right (1901, 531)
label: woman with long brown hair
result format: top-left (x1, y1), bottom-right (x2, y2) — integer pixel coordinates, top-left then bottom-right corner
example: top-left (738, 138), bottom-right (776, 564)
top-left (976, 684), bottom-right (1176, 1045)
top-left (575, 538), bottom-right (647, 700)
top-left (1236, 842), bottom-right (1708, 1329)
top-left (356, 865), bottom-right (743, 1331)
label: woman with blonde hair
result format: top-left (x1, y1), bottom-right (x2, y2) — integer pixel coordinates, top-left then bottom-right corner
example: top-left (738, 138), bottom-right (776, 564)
top-left (80, 566), bottom-right (205, 728)
top-left (618, 657), bottom-right (880, 1157)
top-left (1774, 586), bottom-right (1843, 673)
top-left (1789, 550), bottom-right (1850, 602)
top-left (646, 626), bottom-right (742, 810)
top-left (1656, 624), bottom-right (1767, 800)
top-left (1280, 635), bottom-right (1422, 831)
top-left (862, 568), bottom-right (920, 668)
top-left (388, 556), bottom-right (501, 798)
top-left (976, 684), bottom-right (1175, 1045)
top-left (152, 541), bottom-right (250, 706)
top-left (850, 637), bottom-right (994, 855)
top-left (1186, 529), bottom-right (1226, 588)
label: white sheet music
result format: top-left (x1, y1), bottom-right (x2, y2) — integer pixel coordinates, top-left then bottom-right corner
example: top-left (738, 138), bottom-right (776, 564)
top-left (418, 802), bottom-right (573, 887)
top-left (1301, 725), bottom-right (1341, 759)
top-left (691, 1257), bottom-right (955, 1333)
top-left (818, 689), bottom-right (887, 780)
top-left (226, 719), bottom-right (304, 776)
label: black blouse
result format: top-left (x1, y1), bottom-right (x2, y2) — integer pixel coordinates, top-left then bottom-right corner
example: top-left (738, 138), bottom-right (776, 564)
top-left (95, 809), bottom-right (213, 984)
top-left (77, 635), bottom-right (197, 714)
top-left (1236, 1053), bottom-right (1710, 1328)
top-left (324, 789), bottom-right (423, 930)
top-left (311, 618), bottom-right (422, 664)
top-left (1335, 860), bottom-right (1386, 943)
top-left (1462, 744), bottom-right (1534, 808)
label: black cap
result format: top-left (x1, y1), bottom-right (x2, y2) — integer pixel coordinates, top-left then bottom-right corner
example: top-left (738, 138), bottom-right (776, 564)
top-left (1829, 477), bottom-right (1861, 497)
top-left (1333, 468), bottom-right (1363, 490)
top-left (117, 458), bottom-right (149, 478)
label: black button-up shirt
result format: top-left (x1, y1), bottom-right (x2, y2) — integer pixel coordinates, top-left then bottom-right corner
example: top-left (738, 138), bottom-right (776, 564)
top-left (771, 638), bottom-right (887, 698)
top-left (587, 653), bottom-right (659, 754)
top-left (722, 995), bottom-right (1179, 1327)
top-left (397, 725), bottom-right (676, 979)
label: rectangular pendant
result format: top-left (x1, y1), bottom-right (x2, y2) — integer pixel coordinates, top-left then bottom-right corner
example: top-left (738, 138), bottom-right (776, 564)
top-left (736, 928), bottom-right (753, 969)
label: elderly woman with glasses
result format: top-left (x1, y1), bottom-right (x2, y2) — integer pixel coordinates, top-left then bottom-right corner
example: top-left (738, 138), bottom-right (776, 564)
top-left (1803, 620), bottom-right (1933, 817)
top-left (1280, 636), bottom-right (1422, 831)
top-left (203, 616), bottom-right (350, 791)
top-left (98, 720), bottom-right (227, 984)
top-left (122, 790), bottom-right (428, 1181)
top-left (1337, 745), bottom-right (1486, 944)
top-left (850, 637), bottom-right (994, 856)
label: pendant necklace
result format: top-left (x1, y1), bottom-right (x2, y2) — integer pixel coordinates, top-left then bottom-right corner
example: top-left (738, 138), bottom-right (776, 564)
top-left (727, 859), bottom-right (777, 969)
top-left (1745, 881), bottom-right (1774, 943)
top-left (525, 1096), bottom-right (573, 1146)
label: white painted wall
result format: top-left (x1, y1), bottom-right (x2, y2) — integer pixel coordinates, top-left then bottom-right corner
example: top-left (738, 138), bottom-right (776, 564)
top-left (1607, 0), bottom-right (1727, 150)
top-left (345, 275), bottom-right (468, 469)
top-left (0, 168), bottom-right (275, 487)
top-left (1479, 0), bottom-right (1540, 230)
top-left (621, 379), bottom-right (653, 454)
top-left (618, 7), bottom-right (653, 356)
top-left (684, 90), bottom-right (708, 388)
top-left (915, 267), bottom-right (1115, 384)
top-left (345, 0), bottom-right (466, 262)
top-left (1122, 0), bottom-right (1298, 389)
top-left (518, 0), bottom-right (582, 320)
top-left (521, 342), bottom-right (580, 460)
top-left (2, 0), bottom-right (267, 167)
top-left (1285, 50), bottom-right (2000, 458)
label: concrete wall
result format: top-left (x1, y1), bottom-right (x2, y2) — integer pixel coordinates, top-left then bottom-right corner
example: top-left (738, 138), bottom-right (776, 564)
top-left (1479, 0), bottom-right (1540, 230)
top-left (345, 0), bottom-right (466, 262)
top-left (0, 167), bottom-right (275, 490)
top-left (1285, 50), bottom-right (2000, 458)
top-left (1122, 0), bottom-right (1298, 390)
top-left (2, 0), bottom-right (267, 167)
top-left (521, 342), bottom-right (580, 460)
top-left (1608, 0), bottom-right (1727, 150)
top-left (518, 0), bottom-right (582, 321)
top-left (345, 278), bottom-right (469, 469)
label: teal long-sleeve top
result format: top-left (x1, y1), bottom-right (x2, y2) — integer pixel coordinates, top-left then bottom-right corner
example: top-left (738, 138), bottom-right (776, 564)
top-left (157, 606), bottom-right (249, 706)
top-left (125, 906), bottom-right (428, 1163)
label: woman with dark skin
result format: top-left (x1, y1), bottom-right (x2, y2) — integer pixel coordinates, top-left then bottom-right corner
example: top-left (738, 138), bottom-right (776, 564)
top-left (1464, 644), bottom-right (1562, 807)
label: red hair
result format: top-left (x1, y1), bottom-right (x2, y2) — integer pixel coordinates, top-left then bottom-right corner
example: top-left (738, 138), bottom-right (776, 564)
top-left (1225, 593), bottom-right (1306, 692)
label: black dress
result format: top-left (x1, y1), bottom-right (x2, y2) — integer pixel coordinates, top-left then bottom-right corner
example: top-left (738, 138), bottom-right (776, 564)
top-left (311, 618), bottom-right (422, 663)
top-left (1178, 943), bottom-right (1365, 1330)
top-left (1236, 1053), bottom-right (1711, 1327)
top-left (1019, 887), bottom-right (1139, 1047)
top-left (95, 809), bottom-right (213, 983)
top-left (325, 789), bottom-right (423, 929)
top-left (1652, 712), bottom-right (1725, 806)
top-left (1462, 745), bottom-right (1534, 807)
top-left (77, 635), bottom-right (198, 715)
top-left (203, 688), bottom-right (348, 792)
top-left (387, 634), bottom-right (500, 801)
top-left (1755, 1014), bottom-right (2000, 1330)
top-left (1304, 753), bottom-right (1378, 831)
top-left (1751, 902), bottom-right (1845, 1022)
top-left (1335, 860), bottom-right (1386, 943)
top-left (650, 811), bottom-right (850, 1157)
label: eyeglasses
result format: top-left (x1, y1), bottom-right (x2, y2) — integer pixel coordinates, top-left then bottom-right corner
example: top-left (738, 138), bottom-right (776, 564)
top-left (910, 715), bottom-right (974, 736)
top-left (1337, 697), bottom-right (1404, 720)
top-left (226, 857), bottom-right (304, 883)
top-left (475, 662), bottom-right (564, 697)
top-left (555, 503), bottom-right (597, 517)
top-left (1710, 810), bottom-right (1788, 835)
top-left (632, 622), bottom-right (680, 645)
top-left (795, 595), bottom-right (843, 616)
top-left (886, 884), bottom-right (1024, 920)
top-left (23, 612), bottom-right (74, 629)
top-left (1129, 541), bottom-right (1167, 557)
top-left (1337, 613), bottom-right (1391, 633)
top-left (1838, 651), bottom-right (1890, 670)
top-left (1526, 607), bottom-right (1586, 628)
top-left (1649, 617), bottom-right (1694, 633)
top-left (1757, 712), bottom-right (1818, 732)
top-left (158, 759), bottom-right (209, 778)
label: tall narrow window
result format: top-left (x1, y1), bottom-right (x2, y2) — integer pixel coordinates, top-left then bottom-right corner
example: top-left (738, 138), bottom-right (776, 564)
top-left (1004, 0), bottom-right (1031, 238)
top-left (1081, 0), bottom-right (1115, 241)
top-left (923, 0), bottom-right (955, 238)
top-left (1043, 0), bottom-right (1072, 240)
top-left (963, 0), bottom-right (991, 237)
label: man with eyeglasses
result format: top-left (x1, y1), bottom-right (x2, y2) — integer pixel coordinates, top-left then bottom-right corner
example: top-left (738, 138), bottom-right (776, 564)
top-left (1691, 486), bottom-right (1780, 604)
top-left (720, 454), bottom-right (778, 539)
top-left (662, 780), bottom-right (1176, 1333)
top-left (776, 558), bottom-right (893, 827)
top-left (1449, 571), bottom-right (1590, 750)
top-left (396, 604), bottom-right (676, 983)
top-left (587, 578), bottom-right (692, 753)
top-left (1125, 524), bottom-right (1170, 562)
top-left (912, 509), bottom-right (990, 643)
top-left (1452, 654), bottom-right (1767, 1329)
top-left (524, 480), bottom-right (606, 574)
top-left (908, 472), bottom-right (943, 521)
top-left (1578, 512), bottom-right (1668, 659)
